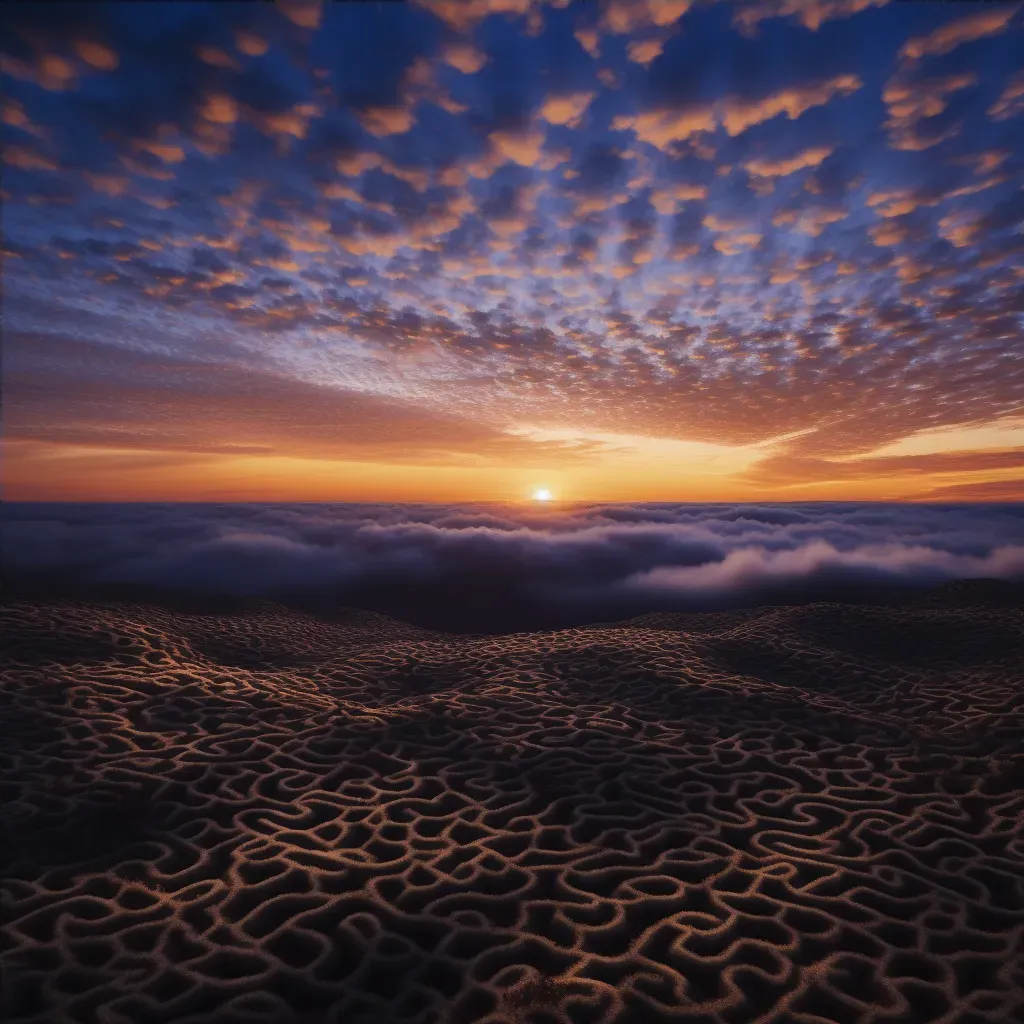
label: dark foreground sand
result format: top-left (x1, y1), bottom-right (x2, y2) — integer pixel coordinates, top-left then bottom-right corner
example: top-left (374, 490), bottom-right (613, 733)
top-left (2, 582), bottom-right (1023, 1024)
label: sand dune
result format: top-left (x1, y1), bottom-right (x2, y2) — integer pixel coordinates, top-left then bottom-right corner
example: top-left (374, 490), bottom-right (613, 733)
top-left (2, 583), bottom-right (1023, 1024)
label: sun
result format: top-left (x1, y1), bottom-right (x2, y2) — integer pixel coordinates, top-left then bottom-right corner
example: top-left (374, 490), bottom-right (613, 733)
top-left (531, 488), bottom-right (553, 502)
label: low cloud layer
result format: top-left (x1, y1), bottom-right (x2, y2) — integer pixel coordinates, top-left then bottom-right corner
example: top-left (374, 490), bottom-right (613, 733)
top-left (5, 502), bottom-right (1022, 631)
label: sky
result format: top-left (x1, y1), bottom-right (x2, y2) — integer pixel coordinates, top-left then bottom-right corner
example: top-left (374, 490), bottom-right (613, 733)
top-left (2, 0), bottom-right (1024, 503)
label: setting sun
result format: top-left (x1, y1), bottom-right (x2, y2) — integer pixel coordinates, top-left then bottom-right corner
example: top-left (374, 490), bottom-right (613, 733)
top-left (532, 488), bottom-right (553, 502)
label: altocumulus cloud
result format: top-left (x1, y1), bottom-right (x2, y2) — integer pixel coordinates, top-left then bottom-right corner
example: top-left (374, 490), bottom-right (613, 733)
top-left (4, 502), bottom-right (1023, 631)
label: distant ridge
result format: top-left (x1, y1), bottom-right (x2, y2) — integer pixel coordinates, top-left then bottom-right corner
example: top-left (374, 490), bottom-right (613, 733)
top-left (3, 572), bottom-right (1021, 634)
top-left (904, 576), bottom-right (1024, 607)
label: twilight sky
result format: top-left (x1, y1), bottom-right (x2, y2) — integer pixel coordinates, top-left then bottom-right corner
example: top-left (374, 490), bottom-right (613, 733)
top-left (3, 0), bottom-right (1024, 502)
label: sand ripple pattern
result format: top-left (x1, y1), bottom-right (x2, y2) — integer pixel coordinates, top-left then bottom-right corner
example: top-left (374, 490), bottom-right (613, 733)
top-left (2, 588), bottom-right (1024, 1023)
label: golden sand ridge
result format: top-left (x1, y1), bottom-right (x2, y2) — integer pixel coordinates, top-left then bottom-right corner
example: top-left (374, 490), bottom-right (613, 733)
top-left (2, 583), bottom-right (1023, 1024)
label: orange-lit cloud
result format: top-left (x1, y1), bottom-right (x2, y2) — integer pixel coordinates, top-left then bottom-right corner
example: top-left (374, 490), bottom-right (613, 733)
top-left (773, 205), bottom-right (847, 237)
top-left (489, 126), bottom-right (547, 166)
top-left (357, 105), bottom-right (416, 137)
top-left (539, 92), bottom-right (594, 127)
top-left (414, 0), bottom-right (549, 34)
top-left (988, 71), bottom-right (1024, 121)
top-left (441, 41), bottom-right (489, 74)
top-left (899, 8), bottom-right (1017, 61)
top-left (883, 72), bottom-right (976, 151)
top-left (235, 30), bottom-right (269, 56)
top-left (0, 52), bottom-right (78, 91)
top-left (611, 107), bottom-right (716, 150)
top-left (277, 0), bottom-right (324, 30)
top-left (721, 74), bottom-right (862, 136)
top-left (626, 39), bottom-right (665, 66)
top-left (650, 182), bottom-right (708, 213)
top-left (613, 77), bottom-right (862, 151)
top-left (733, 0), bottom-right (891, 35)
top-left (601, 0), bottom-right (693, 34)
top-left (574, 27), bottom-right (601, 58)
top-left (3, 146), bottom-right (58, 172)
top-left (72, 39), bottom-right (119, 71)
top-left (744, 145), bottom-right (833, 178)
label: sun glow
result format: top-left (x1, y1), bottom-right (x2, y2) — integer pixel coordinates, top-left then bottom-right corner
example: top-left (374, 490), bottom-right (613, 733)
top-left (532, 487), bottom-right (553, 502)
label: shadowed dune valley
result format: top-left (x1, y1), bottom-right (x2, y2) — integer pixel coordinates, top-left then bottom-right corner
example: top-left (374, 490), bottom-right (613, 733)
top-left (3, 502), bottom-right (1024, 1024)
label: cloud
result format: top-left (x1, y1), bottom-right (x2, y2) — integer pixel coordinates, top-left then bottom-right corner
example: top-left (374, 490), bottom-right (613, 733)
top-left (356, 105), bottom-right (417, 137)
top-left (649, 182), bottom-right (707, 214)
top-left (868, 219), bottom-right (908, 247)
top-left (899, 8), bottom-right (1018, 62)
top-left (0, 51), bottom-right (80, 91)
top-left (1, 330), bottom-right (606, 466)
top-left (713, 234), bottom-right (762, 255)
top-left (489, 127), bottom-right (548, 166)
top-left (743, 145), bottom-right (833, 178)
top-left (414, 0), bottom-right (569, 33)
top-left (234, 30), bottom-right (269, 57)
top-left (539, 91), bottom-right (594, 127)
top-left (988, 71), bottom-right (1024, 121)
top-left (914, 479), bottom-right (1024, 501)
top-left (72, 39), bottom-right (119, 71)
top-left (720, 74), bottom-right (862, 136)
top-left (1, 98), bottom-right (47, 138)
top-left (574, 26), bottom-right (601, 58)
top-left (611, 106), bottom-right (716, 150)
top-left (743, 447), bottom-right (1024, 488)
top-left (733, 0), bottom-right (892, 35)
top-left (439, 40), bottom-right (488, 74)
top-left (623, 537), bottom-right (1024, 600)
top-left (277, 0), bottom-right (324, 31)
top-left (3, 145), bottom-right (59, 172)
top-left (882, 72), bottom-right (975, 151)
top-left (600, 0), bottom-right (694, 35)
top-left (612, 76), bottom-right (861, 151)
top-left (626, 39), bottom-right (665, 66)
top-left (4, 502), bottom-right (1023, 632)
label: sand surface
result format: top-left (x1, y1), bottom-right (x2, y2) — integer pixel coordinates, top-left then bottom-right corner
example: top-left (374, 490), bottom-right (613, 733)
top-left (2, 583), bottom-right (1024, 1024)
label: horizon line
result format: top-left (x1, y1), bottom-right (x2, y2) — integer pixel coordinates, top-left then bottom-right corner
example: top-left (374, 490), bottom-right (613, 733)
top-left (4, 498), bottom-right (1022, 507)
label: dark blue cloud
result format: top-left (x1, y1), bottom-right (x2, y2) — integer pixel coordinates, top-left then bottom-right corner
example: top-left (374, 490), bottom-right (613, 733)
top-left (4, 502), bottom-right (1022, 632)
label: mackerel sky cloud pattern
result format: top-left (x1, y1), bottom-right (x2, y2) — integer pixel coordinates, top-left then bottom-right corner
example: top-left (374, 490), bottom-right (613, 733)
top-left (2, 0), bottom-right (1024, 502)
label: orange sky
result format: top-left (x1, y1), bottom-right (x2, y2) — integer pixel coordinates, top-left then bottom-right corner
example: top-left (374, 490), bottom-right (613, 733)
top-left (6, 417), bottom-right (1024, 502)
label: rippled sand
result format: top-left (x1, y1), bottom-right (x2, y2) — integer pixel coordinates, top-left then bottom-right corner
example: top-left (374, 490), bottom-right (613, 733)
top-left (2, 582), bottom-right (1023, 1024)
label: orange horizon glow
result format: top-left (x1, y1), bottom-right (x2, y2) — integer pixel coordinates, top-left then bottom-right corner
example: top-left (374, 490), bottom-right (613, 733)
top-left (5, 418), bottom-right (1023, 504)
